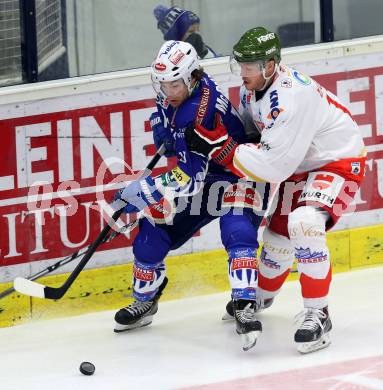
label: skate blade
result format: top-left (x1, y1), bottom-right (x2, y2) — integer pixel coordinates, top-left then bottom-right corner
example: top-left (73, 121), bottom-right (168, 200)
top-left (114, 316), bottom-right (153, 333)
top-left (296, 333), bottom-right (331, 354)
top-left (239, 330), bottom-right (261, 351)
top-left (222, 312), bottom-right (234, 321)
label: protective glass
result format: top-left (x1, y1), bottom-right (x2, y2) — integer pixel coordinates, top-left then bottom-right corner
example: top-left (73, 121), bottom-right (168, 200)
top-left (152, 76), bottom-right (187, 98)
top-left (230, 57), bottom-right (265, 77)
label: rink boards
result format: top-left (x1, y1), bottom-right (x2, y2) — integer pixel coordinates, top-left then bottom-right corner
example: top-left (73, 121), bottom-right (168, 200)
top-left (1, 36), bottom-right (383, 327)
top-left (0, 223), bottom-right (382, 327)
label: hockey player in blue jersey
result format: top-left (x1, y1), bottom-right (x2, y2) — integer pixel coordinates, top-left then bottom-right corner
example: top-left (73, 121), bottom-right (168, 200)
top-left (112, 40), bottom-right (270, 351)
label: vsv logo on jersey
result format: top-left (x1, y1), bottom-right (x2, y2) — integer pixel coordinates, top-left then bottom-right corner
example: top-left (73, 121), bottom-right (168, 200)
top-left (267, 90), bottom-right (284, 120)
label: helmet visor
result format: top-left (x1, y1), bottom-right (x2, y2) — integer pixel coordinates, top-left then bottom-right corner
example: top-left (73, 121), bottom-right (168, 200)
top-left (152, 76), bottom-right (187, 98)
top-left (230, 57), bottom-right (265, 77)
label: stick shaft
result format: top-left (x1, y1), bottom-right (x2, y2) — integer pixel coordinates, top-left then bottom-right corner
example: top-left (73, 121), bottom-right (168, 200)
top-left (13, 145), bottom-right (165, 300)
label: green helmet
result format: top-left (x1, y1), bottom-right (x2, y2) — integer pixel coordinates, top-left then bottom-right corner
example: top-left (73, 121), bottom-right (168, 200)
top-left (233, 27), bottom-right (281, 64)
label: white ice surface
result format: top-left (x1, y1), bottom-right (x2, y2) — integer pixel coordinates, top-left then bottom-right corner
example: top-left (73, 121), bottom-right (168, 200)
top-left (1, 266), bottom-right (383, 390)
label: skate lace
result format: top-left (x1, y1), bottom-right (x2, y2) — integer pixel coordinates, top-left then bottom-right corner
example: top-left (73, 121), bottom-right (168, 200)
top-left (124, 300), bottom-right (153, 316)
top-left (294, 308), bottom-right (326, 331)
top-left (235, 303), bottom-right (257, 323)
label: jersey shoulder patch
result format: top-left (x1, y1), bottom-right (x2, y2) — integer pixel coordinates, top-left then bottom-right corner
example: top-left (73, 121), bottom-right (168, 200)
top-left (281, 65), bottom-right (313, 89)
top-left (291, 68), bottom-right (312, 86)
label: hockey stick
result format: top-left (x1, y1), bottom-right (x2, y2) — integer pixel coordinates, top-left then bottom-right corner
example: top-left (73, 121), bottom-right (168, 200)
top-left (13, 145), bottom-right (165, 300)
top-left (0, 219), bottom-right (140, 300)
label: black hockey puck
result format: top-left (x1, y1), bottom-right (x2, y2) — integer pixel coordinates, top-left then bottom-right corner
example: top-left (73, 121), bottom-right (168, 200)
top-left (79, 361), bottom-right (95, 376)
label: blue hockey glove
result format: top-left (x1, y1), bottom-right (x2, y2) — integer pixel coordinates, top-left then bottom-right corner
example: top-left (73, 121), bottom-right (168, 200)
top-left (150, 112), bottom-right (176, 157)
top-left (112, 176), bottom-right (163, 214)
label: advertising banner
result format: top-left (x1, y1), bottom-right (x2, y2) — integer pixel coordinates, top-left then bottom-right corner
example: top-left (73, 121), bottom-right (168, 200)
top-left (1, 51), bottom-right (382, 282)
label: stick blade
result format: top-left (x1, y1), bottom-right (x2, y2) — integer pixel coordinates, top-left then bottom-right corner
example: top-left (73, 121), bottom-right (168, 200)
top-left (14, 277), bottom-right (46, 298)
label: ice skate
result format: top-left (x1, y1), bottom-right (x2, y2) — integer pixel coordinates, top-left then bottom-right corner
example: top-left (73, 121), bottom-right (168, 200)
top-left (114, 277), bottom-right (168, 333)
top-left (233, 300), bottom-right (262, 351)
top-left (222, 297), bottom-right (274, 320)
top-left (294, 306), bottom-right (332, 354)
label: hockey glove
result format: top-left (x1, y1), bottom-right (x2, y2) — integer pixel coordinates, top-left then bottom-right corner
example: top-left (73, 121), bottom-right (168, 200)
top-left (185, 114), bottom-right (238, 166)
top-left (112, 177), bottom-right (163, 214)
top-left (150, 112), bottom-right (176, 157)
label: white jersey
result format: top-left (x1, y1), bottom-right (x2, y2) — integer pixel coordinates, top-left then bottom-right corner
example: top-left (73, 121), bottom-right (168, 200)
top-left (234, 65), bottom-right (365, 183)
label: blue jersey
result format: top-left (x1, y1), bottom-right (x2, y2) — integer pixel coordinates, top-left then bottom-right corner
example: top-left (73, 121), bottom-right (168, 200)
top-left (153, 73), bottom-right (247, 198)
top-left (133, 73), bottom-right (270, 286)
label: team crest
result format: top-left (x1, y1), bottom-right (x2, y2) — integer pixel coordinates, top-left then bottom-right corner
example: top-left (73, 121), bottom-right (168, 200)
top-left (351, 162), bottom-right (361, 175)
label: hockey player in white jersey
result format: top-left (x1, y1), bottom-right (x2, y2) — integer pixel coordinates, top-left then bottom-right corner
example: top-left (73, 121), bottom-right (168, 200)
top-left (185, 27), bottom-right (366, 353)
